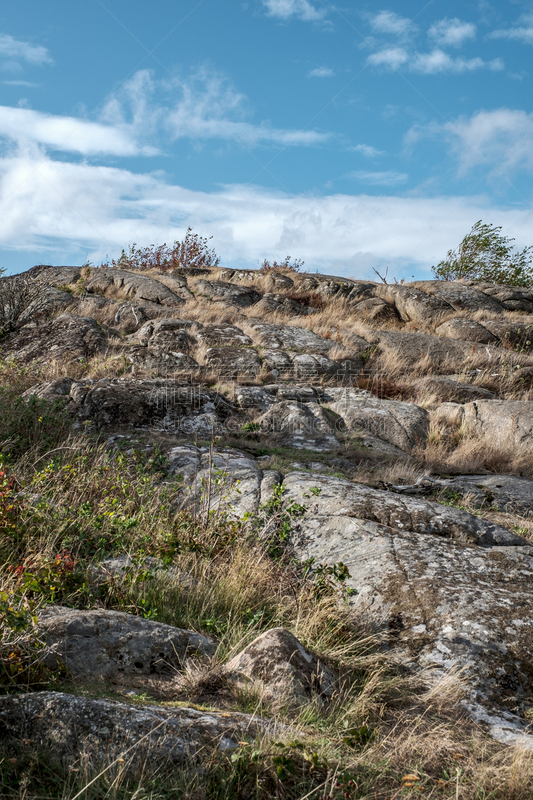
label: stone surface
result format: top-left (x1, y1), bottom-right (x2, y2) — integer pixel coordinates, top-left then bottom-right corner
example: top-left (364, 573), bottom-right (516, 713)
top-left (462, 399), bottom-right (533, 448)
top-left (247, 320), bottom-right (335, 354)
top-left (195, 323), bottom-right (253, 347)
top-left (84, 269), bottom-right (185, 307)
top-left (258, 401), bottom-right (340, 451)
top-left (38, 607), bottom-right (215, 679)
top-left (191, 279), bottom-right (261, 308)
top-left (284, 471), bottom-right (533, 748)
top-left (1, 314), bottom-right (106, 364)
top-left (0, 692), bottom-right (291, 773)
top-left (204, 346), bottom-right (261, 378)
top-left (325, 388), bottom-right (429, 452)
top-left (435, 318), bottom-right (498, 344)
top-left (442, 474), bottom-right (533, 517)
top-left (413, 376), bottom-right (498, 403)
top-left (227, 627), bottom-right (337, 704)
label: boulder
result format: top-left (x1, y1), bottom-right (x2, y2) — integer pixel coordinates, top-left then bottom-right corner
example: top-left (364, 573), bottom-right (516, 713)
top-left (83, 269), bottom-right (185, 307)
top-left (169, 445), bottom-right (264, 519)
top-left (227, 627), bottom-right (337, 704)
top-left (204, 346), bottom-right (261, 378)
top-left (0, 692), bottom-right (290, 774)
top-left (435, 318), bottom-right (498, 344)
top-left (195, 323), bottom-right (253, 347)
top-left (257, 401), bottom-right (340, 452)
top-left (0, 314), bottom-right (106, 364)
top-left (351, 297), bottom-right (399, 324)
top-left (38, 607), bottom-right (214, 679)
top-left (325, 388), bottom-right (429, 451)
top-left (191, 279), bottom-right (261, 308)
top-left (411, 280), bottom-right (504, 314)
top-left (23, 378), bottom-right (235, 430)
top-left (374, 284), bottom-right (453, 325)
top-left (462, 399), bottom-right (533, 448)
top-left (247, 321), bottom-right (335, 354)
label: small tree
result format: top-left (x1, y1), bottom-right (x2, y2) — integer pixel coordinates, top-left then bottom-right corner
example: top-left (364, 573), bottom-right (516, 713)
top-left (432, 220), bottom-right (533, 286)
top-left (105, 228), bottom-right (220, 272)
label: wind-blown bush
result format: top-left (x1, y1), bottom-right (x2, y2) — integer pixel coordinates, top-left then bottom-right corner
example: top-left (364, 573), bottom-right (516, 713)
top-left (432, 220), bottom-right (533, 286)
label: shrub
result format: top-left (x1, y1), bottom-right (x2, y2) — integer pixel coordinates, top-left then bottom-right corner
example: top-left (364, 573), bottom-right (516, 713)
top-left (432, 220), bottom-right (533, 286)
top-left (101, 228), bottom-right (220, 272)
top-left (259, 256), bottom-right (305, 273)
top-left (0, 391), bottom-right (70, 461)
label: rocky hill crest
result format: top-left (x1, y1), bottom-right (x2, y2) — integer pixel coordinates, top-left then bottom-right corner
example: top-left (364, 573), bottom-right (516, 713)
top-left (2, 262), bottom-right (533, 797)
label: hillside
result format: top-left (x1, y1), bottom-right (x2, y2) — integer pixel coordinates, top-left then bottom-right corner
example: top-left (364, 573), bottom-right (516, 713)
top-left (2, 263), bottom-right (533, 798)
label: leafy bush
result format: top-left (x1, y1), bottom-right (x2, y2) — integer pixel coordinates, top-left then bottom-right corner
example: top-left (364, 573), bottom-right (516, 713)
top-left (101, 228), bottom-right (220, 272)
top-left (259, 256), bottom-right (305, 273)
top-left (432, 220), bottom-right (533, 286)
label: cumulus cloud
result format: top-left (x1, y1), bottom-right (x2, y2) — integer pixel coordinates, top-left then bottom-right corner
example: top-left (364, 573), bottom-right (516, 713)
top-left (352, 144), bottom-right (384, 157)
top-left (0, 33), bottom-right (52, 69)
top-left (308, 66), bottom-right (335, 77)
top-left (428, 17), bottom-right (476, 47)
top-left (3, 147), bottom-right (530, 281)
top-left (440, 109), bottom-right (533, 175)
top-left (348, 170), bottom-right (408, 185)
top-left (490, 13), bottom-right (533, 44)
top-left (262, 0), bottom-right (325, 22)
top-left (367, 10), bottom-right (414, 38)
top-left (368, 47), bottom-right (503, 74)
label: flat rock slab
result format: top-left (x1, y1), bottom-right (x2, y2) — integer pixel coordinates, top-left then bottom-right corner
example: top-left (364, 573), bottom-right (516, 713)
top-left (0, 692), bottom-right (292, 774)
top-left (191, 279), bottom-right (261, 308)
top-left (227, 627), bottom-right (337, 705)
top-left (38, 607), bottom-right (215, 680)
top-left (443, 474), bottom-right (533, 517)
top-left (284, 471), bottom-right (533, 747)
top-left (413, 376), bottom-right (498, 403)
top-left (283, 472), bottom-right (526, 547)
top-left (247, 320), bottom-right (335, 354)
top-left (195, 323), bottom-right (253, 347)
top-left (325, 388), bottom-right (429, 452)
top-left (25, 378), bottom-right (235, 430)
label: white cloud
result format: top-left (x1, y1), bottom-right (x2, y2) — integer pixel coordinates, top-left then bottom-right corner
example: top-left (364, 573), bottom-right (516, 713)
top-left (0, 105), bottom-right (149, 156)
top-left (0, 33), bottom-right (52, 69)
top-left (368, 47), bottom-right (503, 74)
top-left (0, 69), bottom-right (331, 157)
top-left (308, 66), bottom-right (335, 77)
top-left (3, 80), bottom-right (38, 87)
top-left (367, 10), bottom-right (413, 38)
top-left (262, 0), bottom-right (325, 22)
top-left (368, 47), bottom-right (409, 69)
top-left (411, 49), bottom-right (503, 74)
top-left (352, 144), bottom-right (384, 157)
top-left (348, 170), bottom-right (407, 185)
top-left (491, 13), bottom-right (533, 44)
top-left (103, 68), bottom-right (331, 149)
top-left (3, 147), bottom-right (531, 281)
top-left (439, 109), bottom-right (533, 176)
top-left (428, 18), bottom-right (476, 47)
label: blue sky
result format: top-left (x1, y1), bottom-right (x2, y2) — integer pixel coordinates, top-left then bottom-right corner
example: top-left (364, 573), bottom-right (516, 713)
top-left (0, 0), bottom-right (532, 279)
